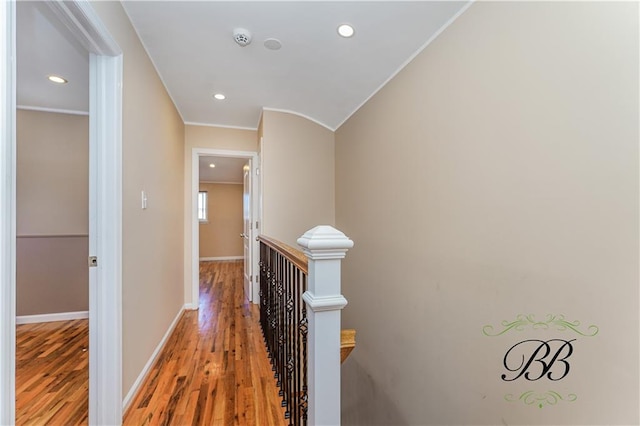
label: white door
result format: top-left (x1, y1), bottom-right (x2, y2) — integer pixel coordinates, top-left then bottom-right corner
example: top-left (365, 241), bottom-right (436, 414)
top-left (242, 160), bottom-right (252, 302)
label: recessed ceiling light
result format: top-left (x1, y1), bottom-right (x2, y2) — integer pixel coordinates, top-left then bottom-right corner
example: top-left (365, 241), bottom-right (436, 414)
top-left (48, 75), bottom-right (68, 84)
top-left (337, 24), bottom-right (355, 38)
top-left (213, 93), bottom-right (226, 100)
top-left (209, 163), bottom-right (216, 168)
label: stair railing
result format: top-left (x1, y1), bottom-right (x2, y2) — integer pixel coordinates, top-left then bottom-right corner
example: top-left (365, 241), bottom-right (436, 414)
top-left (258, 226), bottom-right (353, 426)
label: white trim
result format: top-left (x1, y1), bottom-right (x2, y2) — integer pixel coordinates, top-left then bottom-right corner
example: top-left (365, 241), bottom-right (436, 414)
top-left (89, 51), bottom-right (123, 426)
top-left (0, 1), bottom-right (16, 423)
top-left (122, 306), bottom-right (185, 412)
top-left (302, 293), bottom-right (348, 313)
top-left (17, 233), bottom-right (88, 238)
top-left (194, 149), bottom-right (258, 158)
top-left (200, 256), bottom-right (244, 261)
top-left (199, 181), bottom-right (243, 185)
top-left (184, 121), bottom-right (257, 131)
top-left (16, 311), bottom-right (89, 325)
top-left (262, 107), bottom-right (334, 132)
top-left (191, 148), bottom-right (261, 310)
top-left (16, 105), bottom-right (89, 116)
top-left (333, 1), bottom-right (475, 131)
top-left (45, 1), bottom-right (119, 56)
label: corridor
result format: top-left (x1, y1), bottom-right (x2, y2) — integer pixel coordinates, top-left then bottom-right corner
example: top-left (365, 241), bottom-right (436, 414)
top-left (124, 261), bottom-right (286, 425)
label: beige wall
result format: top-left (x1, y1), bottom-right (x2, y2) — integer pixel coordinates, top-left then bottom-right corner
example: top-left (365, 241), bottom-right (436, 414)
top-left (16, 110), bottom-right (88, 236)
top-left (91, 1), bottom-right (185, 398)
top-left (261, 110), bottom-right (335, 246)
top-left (336, 2), bottom-right (638, 425)
top-left (185, 124), bottom-right (257, 152)
top-left (17, 236), bottom-right (88, 315)
top-left (16, 110), bottom-right (89, 315)
top-left (199, 183), bottom-right (243, 258)
top-left (183, 124), bottom-right (257, 303)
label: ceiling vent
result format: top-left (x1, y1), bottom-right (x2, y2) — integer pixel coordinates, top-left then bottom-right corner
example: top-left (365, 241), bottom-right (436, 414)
top-left (264, 38), bottom-right (282, 51)
top-left (233, 28), bottom-right (252, 47)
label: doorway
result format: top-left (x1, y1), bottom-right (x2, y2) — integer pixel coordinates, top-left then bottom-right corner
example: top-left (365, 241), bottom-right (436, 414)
top-left (191, 149), bottom-right (260, 310)
top-left (15, 2), bottom-right (90, 421)
top-left (198, 155), bottom-right (247, 308)
top-left (0, 1), bottom-right (123, 424)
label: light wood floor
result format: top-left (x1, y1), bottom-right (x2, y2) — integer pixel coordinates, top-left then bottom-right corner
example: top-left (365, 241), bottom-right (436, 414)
top-left (124, 260), bottom-right (286, 425)
top-left (16, 319), bottom-right (89, 425)
top-left (15, 261), bottom-right (284, 425)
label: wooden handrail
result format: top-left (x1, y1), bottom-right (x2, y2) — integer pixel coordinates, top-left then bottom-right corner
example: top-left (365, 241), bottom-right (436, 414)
top-left (257, 235), bottom-right (308, 274)
top-left (258, 234), bottom-right (356, 364)
top-left (340, 329), bottom-right (356, 364)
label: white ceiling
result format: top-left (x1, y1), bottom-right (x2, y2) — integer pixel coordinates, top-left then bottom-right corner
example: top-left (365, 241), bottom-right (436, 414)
top-left (17, 1), bottom-right (89, 112)
top-left (17, 1), bottom-right (470, 131)
top-left (199, 156), bottom-right (247, 184)
top-left (122, 1), bottom-right (469, 130)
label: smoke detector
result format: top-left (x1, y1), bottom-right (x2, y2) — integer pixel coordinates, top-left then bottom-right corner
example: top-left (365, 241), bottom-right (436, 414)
top-left (233, 28), bottom-right (252, 47)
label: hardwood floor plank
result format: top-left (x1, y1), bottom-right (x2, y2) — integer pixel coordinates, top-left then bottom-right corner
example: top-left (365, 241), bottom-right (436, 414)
top-left (16, 319), bottom-right (89, 425)
top-left (17, 261), bottom-right (285, 425)
top-left (124, 260), bottom-right (286, 425)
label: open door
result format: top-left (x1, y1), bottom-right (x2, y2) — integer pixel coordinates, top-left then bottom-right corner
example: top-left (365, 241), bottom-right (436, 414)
top-left (242, 160), bottom-right (252, 302)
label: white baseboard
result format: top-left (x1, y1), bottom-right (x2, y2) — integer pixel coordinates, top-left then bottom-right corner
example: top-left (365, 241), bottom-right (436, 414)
top-left (184, 303), bottom-right (198, 311)
top-left (122, 305), bottom-right (186, 411)
top-left (16, 310), bottom-right (88, 324)
top-left (199, 256), bottom-right (244, 261)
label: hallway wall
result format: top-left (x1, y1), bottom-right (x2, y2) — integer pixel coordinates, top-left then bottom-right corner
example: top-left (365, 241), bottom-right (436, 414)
top-left (91, 1), bottom-right (185, 398)
top-left (260, 110), bottom-right (335, 246)
top-left (16, 109), bottom-right (88, 316)
top-left (198, 182), bottom-right (243, 259)
top-left (336, 2), bottom-right (638, 424)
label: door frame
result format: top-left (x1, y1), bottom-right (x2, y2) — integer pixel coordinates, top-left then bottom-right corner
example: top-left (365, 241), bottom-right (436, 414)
top-left (242, 160), bottom-right (252, 301)
top-left (0, 1), bottom-right (16, 421)
top-left (0, 1), bottom-right (123, 424)
top-left (191, 148), bottom-right (261, 309)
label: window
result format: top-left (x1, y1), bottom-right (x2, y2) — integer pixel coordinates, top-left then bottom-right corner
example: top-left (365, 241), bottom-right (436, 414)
top-left (198, 191), bottom-right (208, 222)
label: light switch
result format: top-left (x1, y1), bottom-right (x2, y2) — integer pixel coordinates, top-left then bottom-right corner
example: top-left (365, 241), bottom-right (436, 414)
top-left (141, 190), bottom-right (148, 209)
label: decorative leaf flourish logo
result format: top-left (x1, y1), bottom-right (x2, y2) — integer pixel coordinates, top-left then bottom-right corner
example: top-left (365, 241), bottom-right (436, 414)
top-left (505, 390), bottom-right (577, 408)
top-left (482, 314), bottom-right (599, 337)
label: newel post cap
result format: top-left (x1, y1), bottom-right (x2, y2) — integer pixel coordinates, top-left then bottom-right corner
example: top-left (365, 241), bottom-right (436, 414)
top-left (297, 225), bottom-right (354, 260)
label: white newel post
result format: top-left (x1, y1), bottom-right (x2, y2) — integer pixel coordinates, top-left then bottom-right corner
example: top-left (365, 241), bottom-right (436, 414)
top-left (298, 226), bottom-right (353, 426)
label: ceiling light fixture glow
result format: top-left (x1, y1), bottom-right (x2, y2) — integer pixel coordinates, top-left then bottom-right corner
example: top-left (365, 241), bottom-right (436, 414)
top-left (213, 93), bottom-right (226, 100)
top-left (209, 163), bottom-right (216, 168)
top-left (337, 24), bottom-right (355, 38)
top-left (48, 75), bottom-right (68, 84)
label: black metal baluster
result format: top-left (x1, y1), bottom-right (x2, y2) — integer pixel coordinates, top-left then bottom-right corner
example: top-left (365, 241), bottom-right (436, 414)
top-left (284, 261), bottom-right (292, 422)
top-left (278, 253), bottom-right (284, 390)
top-left (265, 247), bottom-right (271, 359)
top-left (257, 239), bottom-right (310, 426)
top-left (294, 267), bottom-right (302, 425)
top-left (273, 251), bottom-right (280, 378)
top-left (301, 272), bottom-right (308, 425)
top-left (259, 243), bottom-right (264, 338)
top-left (270, 249), bottom-right (277, 368)
top-left (279, 254), bottom-right (285, 391)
